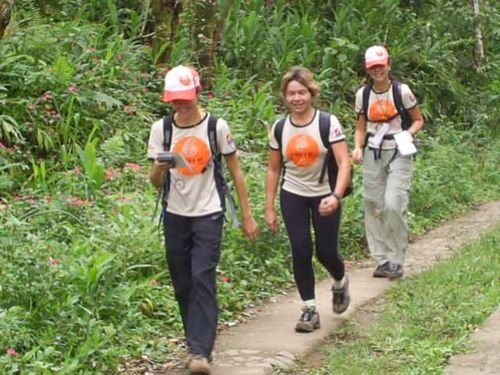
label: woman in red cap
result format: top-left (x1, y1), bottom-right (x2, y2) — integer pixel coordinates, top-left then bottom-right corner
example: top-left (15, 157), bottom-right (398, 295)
top-left (352, 46), bottom-right (424, 280)
top-left (148, 65), bottom-right (259, 374)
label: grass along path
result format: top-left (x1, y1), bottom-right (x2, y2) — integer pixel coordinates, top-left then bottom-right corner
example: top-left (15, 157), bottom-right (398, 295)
top-left (286, 228), bottom-right (499, 375)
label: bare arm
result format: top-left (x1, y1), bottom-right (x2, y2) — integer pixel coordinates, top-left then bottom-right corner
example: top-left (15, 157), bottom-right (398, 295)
top-left (225, 153), bottom-right (259, 240)
top-left (319, 140), bottom-right (351, 216)
top-left (264, 149), bottom-right (282, 232)
top-left (407, 106), bottom-right (424, 137)
top-left (352, 114), bottom-right (367, 163)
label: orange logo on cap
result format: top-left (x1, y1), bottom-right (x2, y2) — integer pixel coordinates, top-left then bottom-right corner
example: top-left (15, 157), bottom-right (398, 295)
top-left (179, 74), bottom-right (192, 86)
top-left (173, 136), bottom-right (210, 175)
top-left (369, 99), bottom-right (397, 122)
top-left (286, 134), bottom-right (319, 167)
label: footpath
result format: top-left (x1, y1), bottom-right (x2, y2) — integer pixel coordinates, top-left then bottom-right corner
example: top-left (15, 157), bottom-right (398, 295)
top-left (167, 201), bottom-right (500, 375)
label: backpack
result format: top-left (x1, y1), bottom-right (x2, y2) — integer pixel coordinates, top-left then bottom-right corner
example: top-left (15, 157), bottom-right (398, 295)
top-left (154, 114), bottom-right (239, 227)
top-left (362, 79), bottom-right (411, 130)
top-left (274, 111), bottom-right (352, 198)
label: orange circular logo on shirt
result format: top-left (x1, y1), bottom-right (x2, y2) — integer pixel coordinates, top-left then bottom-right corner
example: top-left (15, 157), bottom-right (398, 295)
top-left (173, 136), bottom-right (211, 175)
top-left (286, 134), bottom-right (319, 167)
top-left (369, 99), bottom-right (397, 122)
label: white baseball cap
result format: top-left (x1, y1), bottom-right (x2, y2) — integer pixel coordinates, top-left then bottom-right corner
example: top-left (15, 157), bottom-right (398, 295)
top-left (364, 45), bottom-right (389, 68)
top-left (163, 65), bottom-right (201, 102)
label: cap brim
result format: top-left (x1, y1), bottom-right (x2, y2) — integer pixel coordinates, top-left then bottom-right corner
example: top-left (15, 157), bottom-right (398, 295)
top-left (163, 89), bottom-right (197, 102)
top-left (366, 58), bottom-right (388, 68)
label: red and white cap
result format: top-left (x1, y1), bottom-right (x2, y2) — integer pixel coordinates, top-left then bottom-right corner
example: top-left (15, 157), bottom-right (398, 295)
top-left (364, 45), bottom-right (389, 68)
top-left (163, 65), bottom-right (201, 102)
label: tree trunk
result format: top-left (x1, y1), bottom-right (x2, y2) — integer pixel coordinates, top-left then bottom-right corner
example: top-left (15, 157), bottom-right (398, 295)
top-left (148, 0), bottom-right (182, 64)
top-left (471, 0), bottom-right (485, 66)
top-left (0, 0), bottom-right (14, 40)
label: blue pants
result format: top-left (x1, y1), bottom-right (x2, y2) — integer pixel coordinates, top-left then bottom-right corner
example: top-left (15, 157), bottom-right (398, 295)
top-left (280, 189), bottom-right (345, 301)
top-left (163, 211), bottom-right (224, 358)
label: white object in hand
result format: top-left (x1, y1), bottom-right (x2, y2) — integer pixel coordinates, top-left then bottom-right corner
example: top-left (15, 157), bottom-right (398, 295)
top-left (394, 131), bottom-right (417, 156)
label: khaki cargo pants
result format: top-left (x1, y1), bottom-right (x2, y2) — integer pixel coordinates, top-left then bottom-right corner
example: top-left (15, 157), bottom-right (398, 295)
top-left (363, 148), bottom-right (413, 265)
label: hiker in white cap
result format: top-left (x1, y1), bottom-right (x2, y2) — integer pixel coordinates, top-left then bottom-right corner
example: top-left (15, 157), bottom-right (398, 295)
top-left (352, 45), bottom-right (424, 280)
top-left (147, 65), bottom-right (259, 375)
top-left (265, 67), bottom-right (352, 333)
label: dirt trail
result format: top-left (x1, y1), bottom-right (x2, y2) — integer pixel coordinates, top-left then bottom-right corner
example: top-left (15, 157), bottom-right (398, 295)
top-left (164, 201), bottom-right (500, 375)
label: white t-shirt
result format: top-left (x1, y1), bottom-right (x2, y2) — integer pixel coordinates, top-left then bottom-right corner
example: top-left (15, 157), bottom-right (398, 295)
top-left (355, 82), bottom-right (417, 149)
top-left (147, 113), bottom-right (236, 217)
top-left (269, 110), bottom-right (346, 197)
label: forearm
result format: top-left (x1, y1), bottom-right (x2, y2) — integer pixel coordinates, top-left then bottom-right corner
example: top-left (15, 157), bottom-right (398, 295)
top-left (150, 163), bottom-right (166, 188)
top-left (232, 169), bottom-right (253, 219)
top-left (265, 169), bottom-right (280, 211)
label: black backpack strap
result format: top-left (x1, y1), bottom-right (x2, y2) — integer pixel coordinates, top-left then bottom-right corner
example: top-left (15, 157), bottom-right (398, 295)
top-left (208, 115), bottom-right (240, 228)
top-left (318, 111), bottom-right (333, 185)
top-left (392, 80), bottom-right (411, 130)
top-left (274, 117), bottom-right (286, 152)
top-left (152, 115), bottom-right (173, 223)
top-left (362, 83), bottom-right (372, 120)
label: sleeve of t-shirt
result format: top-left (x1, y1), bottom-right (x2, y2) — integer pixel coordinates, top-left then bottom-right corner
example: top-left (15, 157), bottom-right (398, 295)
top-left (217, 118), bottom-right (237, 155)
top-left (269, 119), bottom-right (280, 150)
top-left (401, 84), bottom-right (418, 110)
top-left (147, 119), bottom-right (164, 160)
top-left (328, 114), bottom-right (347, 144)
top-left (354, 87), bottom-right (364, 115)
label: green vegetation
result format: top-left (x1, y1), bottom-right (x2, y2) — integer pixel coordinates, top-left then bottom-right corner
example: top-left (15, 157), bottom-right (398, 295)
top-left (1, 0), bottom-right (499, 373)
top-left (287, 228), bottom-right (500, 375)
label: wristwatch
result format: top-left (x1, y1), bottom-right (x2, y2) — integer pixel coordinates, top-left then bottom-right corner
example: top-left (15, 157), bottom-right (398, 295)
top-left (331, 192), bottom-right (342, 202)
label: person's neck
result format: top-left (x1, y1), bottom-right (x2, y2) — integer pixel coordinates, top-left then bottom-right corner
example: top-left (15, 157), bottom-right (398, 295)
top-left (175, 108), bottom-right (204, 127)
top-left (291, 107), bottom-right (316, 126)
top-left (372, 78), bottom-right (391, 92)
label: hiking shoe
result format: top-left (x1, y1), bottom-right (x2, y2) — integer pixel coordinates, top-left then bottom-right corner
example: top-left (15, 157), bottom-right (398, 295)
top-left (373, 261), bottom-right (391, 278)
top-left (295, 306), bottom-right (320, 332)
top-left (386, 262), bottom-right (404, 280)
top-left (332, 275), bottom-right (350, 314)
top-left (187, 354), bottom-right (211, 375)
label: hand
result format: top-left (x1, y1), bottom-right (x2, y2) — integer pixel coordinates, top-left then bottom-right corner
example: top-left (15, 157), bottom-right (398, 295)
top-left (241, 215), bottom-right (259, 241)
top-left (318, 195), bottom-right (340, 216)
top-left (153, 159), bottom-right (174, 172)
top-left (352, 147), bottom-right (363, 163)
top-left (265, 208), bottom-right (279, 233)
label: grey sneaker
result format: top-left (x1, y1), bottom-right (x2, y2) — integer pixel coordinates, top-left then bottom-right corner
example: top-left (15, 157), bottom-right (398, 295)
top-left (187, 354), bottom-right (211, 375)
top-left (295, 306), bottom-right (320, 332)
top-left (332, 275), bottom-right (350, 314)
top-left (373, 261), bottom-right (391, 278)
top-left (386, 263), bottom-right (404, 280)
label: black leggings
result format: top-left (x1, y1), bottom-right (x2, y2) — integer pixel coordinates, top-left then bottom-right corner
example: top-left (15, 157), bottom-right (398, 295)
top-left (280, 189), bottom-right (345, 301)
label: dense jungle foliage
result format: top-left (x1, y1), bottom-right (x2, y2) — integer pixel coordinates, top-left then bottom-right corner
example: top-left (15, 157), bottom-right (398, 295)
top-left (0, 0), bottom-right (499, 373)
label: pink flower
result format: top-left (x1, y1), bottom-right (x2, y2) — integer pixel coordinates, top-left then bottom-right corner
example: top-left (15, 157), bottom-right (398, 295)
top-left (67, 84), bottom-right (78, 93)
top-left (206, 92), bottom-right (215, 100)
top-left (6, 348), bottom-right (19, 356)
top-left (27, 103), bottom-right (36, 110)
top-left (221, 276), bottom-right (230, 283)
top-left (42, 92), bottom-right (53, 101)
top-left (124, 162), bottom-right (141, 172)
top-left (71, 166), bottom-right (82, 174)
top-left (104, 168), bottom-right (120, 180)
top-left (48, 257), bottom-right (61, 266)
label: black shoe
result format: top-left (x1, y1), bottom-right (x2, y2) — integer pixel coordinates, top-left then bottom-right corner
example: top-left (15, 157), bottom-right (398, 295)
top-left (373, 261), bottom-right (391, 278)
top-left (332, 275), bottom-right (350, 314)
top-left (386, 262), bottom-right (404, 280)
top-left (295, 306), bottom-right (320, 332)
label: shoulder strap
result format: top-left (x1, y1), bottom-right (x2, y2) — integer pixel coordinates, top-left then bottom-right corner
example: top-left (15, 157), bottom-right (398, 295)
top-left (162, 115), bottom-right (173, 151)
top-left (392, 80), bottom-right (411, 130)
top-left (362, 83), bottom-right (372, 119)
top-left (318, 111), bottom-right (330, 148)
top-left (207, 114), bottom-right (219, 157)
top-left (318, 111), bottom-right (333, 185)
top-left (274, 117), bottom-right (286, 151)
